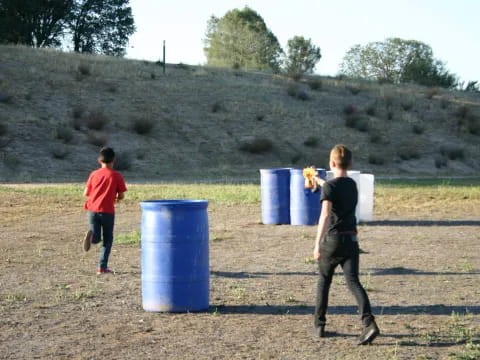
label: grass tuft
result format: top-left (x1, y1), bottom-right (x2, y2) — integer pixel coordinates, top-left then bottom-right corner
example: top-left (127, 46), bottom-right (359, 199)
top-left (115, 230), bottom-right (141, 245)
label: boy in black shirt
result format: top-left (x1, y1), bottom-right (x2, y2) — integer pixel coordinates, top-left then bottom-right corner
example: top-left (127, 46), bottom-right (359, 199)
top-left (312, 144), bottom-right (380, 345)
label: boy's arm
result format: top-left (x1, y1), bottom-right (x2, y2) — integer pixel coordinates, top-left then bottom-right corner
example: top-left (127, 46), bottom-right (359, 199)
top-left (314, 176), bottom-right (326, 187)
top-left (83, 187), bottom-right (89, 197)
top-left (116, 192), bottom-right (125, 201)
top-left (313, 200), bottom-right (332, 261)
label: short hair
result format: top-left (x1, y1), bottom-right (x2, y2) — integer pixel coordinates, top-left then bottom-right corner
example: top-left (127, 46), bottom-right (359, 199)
top-left (99, 147), bottom-right (115, 163)
top-left (330, 144), bottom-right (352, 170)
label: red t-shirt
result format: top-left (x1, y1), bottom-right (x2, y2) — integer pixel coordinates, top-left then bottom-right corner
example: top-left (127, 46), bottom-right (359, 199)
top-left (84, 168), bottom-right (127, 214)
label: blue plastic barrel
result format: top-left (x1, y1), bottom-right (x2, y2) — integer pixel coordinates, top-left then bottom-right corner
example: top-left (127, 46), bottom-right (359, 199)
top-left (289, 168), bottom-right (326, 225)
top-left (260, 168), bottom-right (291, 224)
top-left (140, 200), bottom-right (209, 312)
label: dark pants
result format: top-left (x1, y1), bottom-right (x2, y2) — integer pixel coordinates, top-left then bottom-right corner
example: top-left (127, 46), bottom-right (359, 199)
top-left (314, 234), bottom-right (374, 327)
top-left (88, 211), bottom-right (115, 270)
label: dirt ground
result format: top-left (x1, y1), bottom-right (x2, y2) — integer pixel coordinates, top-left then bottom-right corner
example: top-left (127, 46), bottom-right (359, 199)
top-left (1, 193), bottom-right (479, 360)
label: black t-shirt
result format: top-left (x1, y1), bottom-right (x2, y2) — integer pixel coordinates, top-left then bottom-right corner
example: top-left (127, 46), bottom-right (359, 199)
top-left (320, 177), bottom-right (358, 234)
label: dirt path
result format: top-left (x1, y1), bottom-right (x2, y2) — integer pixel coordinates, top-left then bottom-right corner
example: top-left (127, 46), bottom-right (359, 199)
top-left (1, 202), bottom-right (479, 360)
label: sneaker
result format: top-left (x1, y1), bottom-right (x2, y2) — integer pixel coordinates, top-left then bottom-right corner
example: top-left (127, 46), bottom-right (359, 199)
top-left (83, 230), bottom-right (93, 252)
top-left (97, 268), bottom-right (114, 275)
top-left (358, 320), bottom-right (380, 345)
top-left (308, 325), bottom-right (326, 338)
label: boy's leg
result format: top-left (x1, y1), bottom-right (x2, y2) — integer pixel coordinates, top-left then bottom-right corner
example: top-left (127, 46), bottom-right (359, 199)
top-left (314, 257), bottom-right (337, 327)
top-left (341, 241), bottom-right (374, 326)
top-left (88, 211), bottom-right (102, 244)
top-left (98, 213), bottom-right (115, 270)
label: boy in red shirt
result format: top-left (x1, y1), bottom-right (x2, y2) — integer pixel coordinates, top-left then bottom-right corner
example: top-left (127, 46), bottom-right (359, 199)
top-left (83, 147), bottom-right (127, 274)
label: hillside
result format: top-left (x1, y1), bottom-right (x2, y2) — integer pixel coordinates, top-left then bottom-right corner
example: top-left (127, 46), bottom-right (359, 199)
top-left (0, 45), bottom-right (479, 182)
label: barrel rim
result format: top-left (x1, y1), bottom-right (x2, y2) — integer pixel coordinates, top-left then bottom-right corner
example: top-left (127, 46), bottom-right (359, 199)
top-left (259, 168), bottom-right (292, 173)
top-left (140, 199), bottom-right (209, 208)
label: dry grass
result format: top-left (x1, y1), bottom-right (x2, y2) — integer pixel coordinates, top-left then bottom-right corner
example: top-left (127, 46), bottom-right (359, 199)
top-left (0, 44), bottom-right (479, 182)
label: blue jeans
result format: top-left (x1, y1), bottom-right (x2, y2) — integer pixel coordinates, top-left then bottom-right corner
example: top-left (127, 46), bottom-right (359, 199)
top-left (314, 234), bottom-right (374, 327)
top-left (88, 211), bottom-right (115, 270)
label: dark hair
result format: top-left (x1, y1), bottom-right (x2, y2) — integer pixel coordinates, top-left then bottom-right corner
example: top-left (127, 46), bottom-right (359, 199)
top-left (330, 144), bottom-right (353, 170)
top-left (99, 147), bottom-right (115, 163)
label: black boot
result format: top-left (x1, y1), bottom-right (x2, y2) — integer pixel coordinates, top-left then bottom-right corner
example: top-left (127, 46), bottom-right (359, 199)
top-left (358, 320), bottom-right (380, 345)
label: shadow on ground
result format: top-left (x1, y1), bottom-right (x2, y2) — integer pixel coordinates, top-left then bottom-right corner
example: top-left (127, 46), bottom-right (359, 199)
top-left (361, 220), bottom-right (480, 226)
top-left (209, 304), bottom-right (480, 316)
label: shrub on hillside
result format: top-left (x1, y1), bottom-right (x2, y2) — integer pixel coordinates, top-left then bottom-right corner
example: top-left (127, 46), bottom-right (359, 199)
top-left (114, 151), bottom-right (132, 171)
top-left (87, 131), bottom-right (108, 147)
top-left (456, 105), bottom-right (470, 119)
top-left (434, 155), bottom-right (448, 168)
top-left (287, 85), bottom-right (309, 100)
top-left (84, 111), bottom-right (109, 130)
top-left (440, 146), bottom-right (465, 160)
top-left (401, 99), bottom-right (414, 111)
top-left (308, 79), bottom-right (322, 91)
top-left (256, 114), bottom-right (265, 121)
top-left (297, 88), bottom-right (310, 101)
top-left (397, 147), bottom-right (420, 160)
top-left (287, 84), bottom-right (299, 97)
top-left (55, 125), bottom-right (74, 144)
top-left (369, 132), bottom-right (383, 144)
top-left (78, 63), bottom-right (91, 76)
top-left (51, 145), bottom-right (69, 160)
top-left (365, 103), bottom-right (376, 116)
top-left (456, 105), bottom-right (480, 135)
top-left (368, 154), bottom-right (385, 165)
top-left (238, 137), bottom-right (273, 154)
top-left (425, 87), bottom-right (440, 99)
top-left (287, 72), bottom-right (302, 81)
top-left (383, 95), bottom-right (394, 108)
top-left (0, 122), bottom-right (7, 136)
top-left (412, 124), bottom-right (425, 135)
top-left (132, 117), bottom-right (155, 135)
top-left (211, 101), bottom-right (223, 113)
top-left (343, 104), bottom-right (357, 115)
top-left (356, 118), bottom-right (370, 132)
top-left (0, 92), bottom-right (14, 104)
top-left (345, 113), bottom-right (362, 128)
top-left (303, 136), bottom-right (319, 147)
top-left (346, 85), bottom-right (361, 95)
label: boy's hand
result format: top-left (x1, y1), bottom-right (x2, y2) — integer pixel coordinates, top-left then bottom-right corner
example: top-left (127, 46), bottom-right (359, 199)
top-left (313, 244), bottom-right (321, 261)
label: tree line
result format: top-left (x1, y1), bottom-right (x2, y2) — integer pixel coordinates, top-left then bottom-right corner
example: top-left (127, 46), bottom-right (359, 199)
top-left (205, 7), bottom-right (478, 90)
top-left (0, 0), bottom-right (135, 56)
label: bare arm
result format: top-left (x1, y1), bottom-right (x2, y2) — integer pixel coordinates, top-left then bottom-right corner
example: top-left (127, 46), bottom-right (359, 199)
top-left (83, 187), bottom-right (89, 197)
top-left (314, 176), bottom-right (326, 187)
top-left (116, 192), bottom-right (125, 201)
top-left (313, 200), bottom-right (332, 260)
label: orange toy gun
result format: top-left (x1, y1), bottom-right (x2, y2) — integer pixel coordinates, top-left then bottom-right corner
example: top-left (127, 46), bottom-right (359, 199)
top-left (303, 167), bottom-right (325, 193)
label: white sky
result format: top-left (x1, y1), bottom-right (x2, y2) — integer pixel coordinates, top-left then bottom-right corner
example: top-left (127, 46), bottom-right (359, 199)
top-left (127, 0), bottom-right (480, 83)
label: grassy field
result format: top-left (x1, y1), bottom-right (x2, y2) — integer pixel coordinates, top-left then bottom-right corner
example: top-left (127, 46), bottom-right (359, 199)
top-left (0, 180), bottom-right (479, 359)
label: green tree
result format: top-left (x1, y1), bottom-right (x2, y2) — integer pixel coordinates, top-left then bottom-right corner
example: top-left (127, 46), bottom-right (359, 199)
top-left (340, 38), bottom-right (457, 88)
top-left (0, 0), bottom-right (73, 47)
top-left (204, 7), bottom-right (283, 72)
top-left (70, 0), bottom-right (135, 56)
top-left (283, 36), bottom-right (321, 75)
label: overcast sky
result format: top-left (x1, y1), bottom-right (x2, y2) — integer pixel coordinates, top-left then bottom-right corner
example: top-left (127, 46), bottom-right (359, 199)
top-left (126, 0), bottom-right (480, 83)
